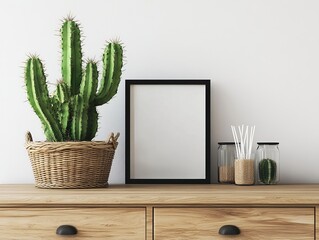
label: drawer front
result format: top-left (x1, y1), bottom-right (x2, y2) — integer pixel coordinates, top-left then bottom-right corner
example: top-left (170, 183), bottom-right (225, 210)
top-left (154, 207), bottom-right (314, 240)
top-left (0, 207), bottom-right (145, 240)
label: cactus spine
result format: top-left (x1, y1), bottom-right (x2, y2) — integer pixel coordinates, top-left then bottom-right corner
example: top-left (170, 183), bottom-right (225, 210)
top-left (258, 158), bottom-right (277, 184)
top-left (25, 17), bottom-right (123, 141)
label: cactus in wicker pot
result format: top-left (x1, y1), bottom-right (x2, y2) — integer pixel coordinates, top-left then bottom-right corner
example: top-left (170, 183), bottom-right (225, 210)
top-left (25, 17), bottom-right (123, 141)
top-left (24, 17), bottom-right (123, 189)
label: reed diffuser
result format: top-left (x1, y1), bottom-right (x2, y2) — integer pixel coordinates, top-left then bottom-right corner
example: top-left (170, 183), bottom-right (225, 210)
top-left (231, 125), bottom-right (256, 185)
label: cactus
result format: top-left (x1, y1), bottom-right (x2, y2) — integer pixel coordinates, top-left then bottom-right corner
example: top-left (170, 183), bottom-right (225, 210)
top-left (25, 57), bottom-right (63, 142)
top-left (25, 17), bottom-right (123, 141)
top-left (258, 158), bottom-right (277, 184)
top-left (51, 81), bottom-right (70, 139)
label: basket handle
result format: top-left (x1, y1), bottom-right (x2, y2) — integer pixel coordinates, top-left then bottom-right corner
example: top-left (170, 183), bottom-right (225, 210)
top-left (25, 131), bottom-right (33, 144)
top-left (107, 132), bottom-right (120, 150)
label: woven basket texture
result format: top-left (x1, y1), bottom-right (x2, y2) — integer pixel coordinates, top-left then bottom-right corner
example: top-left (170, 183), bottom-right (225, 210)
top-left (25, 132), bottom-right (119, 189)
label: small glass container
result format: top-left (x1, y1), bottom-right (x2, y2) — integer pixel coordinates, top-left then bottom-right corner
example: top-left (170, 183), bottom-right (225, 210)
top-left (218, 142), bottom-right (235, 184)
top-left (256, 142), bottom-right (280, 185)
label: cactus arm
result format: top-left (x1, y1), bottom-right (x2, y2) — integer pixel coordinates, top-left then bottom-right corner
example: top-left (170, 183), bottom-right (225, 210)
top-left (56, 81), bottom-right (70, 102)
top-left (71, 60), bottom-right (99, 141)
top-left (60, 102), bottom-right (70, 138)
top-left (101, 42), bottom-right (115, 94)
top-left (85, 106), bottom-right (99, 141)
top-left (80, 60), bottom-right (98, 104)
top-left (71, 95), bottom-right (88, 141)
top-left (25, 57), bottom-right (63, 141)
top-left (94, 42), bottom-right (123, 106)
top-left (53, 82), bottom-right (70, 138)
top-left (51, 97), bottom-right (70, 140)
top-left (104, 43), bottom-right (123, 103)
top-left (61, 19), bottom-right (82, 96)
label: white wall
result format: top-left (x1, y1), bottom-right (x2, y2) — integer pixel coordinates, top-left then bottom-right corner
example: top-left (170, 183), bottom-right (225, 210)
top-left (1, 0), bottom-right (319, 184)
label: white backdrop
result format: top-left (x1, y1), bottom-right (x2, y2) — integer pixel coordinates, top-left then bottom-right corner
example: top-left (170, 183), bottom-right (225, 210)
top-left (1, 0), bottom-right (319, 184)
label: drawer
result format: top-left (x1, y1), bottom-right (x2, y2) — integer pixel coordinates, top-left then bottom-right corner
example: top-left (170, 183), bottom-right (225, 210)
top-left (0, 207), bottom-right (145, 239)
top-left (154, 207), bottom-right (314, 240)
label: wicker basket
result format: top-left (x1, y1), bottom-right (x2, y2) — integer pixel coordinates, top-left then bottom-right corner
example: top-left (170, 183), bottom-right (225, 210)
top-left (25, 131), bottom-right (119, 189)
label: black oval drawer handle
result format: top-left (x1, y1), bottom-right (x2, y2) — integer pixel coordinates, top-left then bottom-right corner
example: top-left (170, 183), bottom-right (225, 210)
top-left (218, 225), bottom-right (240, 235)
top-left (56, 225), bottom-right (78, 235)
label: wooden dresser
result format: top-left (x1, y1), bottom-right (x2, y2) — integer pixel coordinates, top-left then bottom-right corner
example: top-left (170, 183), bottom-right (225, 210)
top-left (0, 184), bottom-right (318, 239)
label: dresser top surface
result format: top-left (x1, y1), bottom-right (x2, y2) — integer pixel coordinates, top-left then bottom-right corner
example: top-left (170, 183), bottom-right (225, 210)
top-left (0, 184), bottom-right (318, 206)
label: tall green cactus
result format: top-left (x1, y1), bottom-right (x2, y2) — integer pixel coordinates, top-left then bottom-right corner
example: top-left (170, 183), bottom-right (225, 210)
top-left (25, 17), bottom-right (123, 141)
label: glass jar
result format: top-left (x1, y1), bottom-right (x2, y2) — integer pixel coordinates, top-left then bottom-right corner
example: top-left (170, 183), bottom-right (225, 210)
top-left (218, 142), bottom-right (235, 184)
top-left (256, 142), bottom-right (279, 185)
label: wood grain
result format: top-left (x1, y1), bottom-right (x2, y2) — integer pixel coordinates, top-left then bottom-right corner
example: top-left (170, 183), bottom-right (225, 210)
top-left (1, 184), bottom-right (319, 205)
top-left (0, 207), bottom-right (145, 240)
top-left (0, 185), bottom-right (318, 239)
top-left (154, 207), bottom-right (315, 240)
top-left (146, 206), bottom-right (153, 240)
top-left (317, 206), bottom-right (319, 240)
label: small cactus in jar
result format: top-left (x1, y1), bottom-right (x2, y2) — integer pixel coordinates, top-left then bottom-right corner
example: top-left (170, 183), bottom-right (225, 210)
top-left (258, 158), bottom-right (277, 184)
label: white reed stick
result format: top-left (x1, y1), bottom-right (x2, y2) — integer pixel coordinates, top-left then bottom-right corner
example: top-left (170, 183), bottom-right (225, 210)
top-left (238, 125), bottom-right (244, 159)
top-left (231, 125), bottom-right (255, 159)
top-left (248, 125), bottom-right (255, 159)
top-left (231, 126), bottom-right (240, 159)
top-left (233, 126), bottom-right (240, 158)
top-left (244, 126), bottom-right (248, 159)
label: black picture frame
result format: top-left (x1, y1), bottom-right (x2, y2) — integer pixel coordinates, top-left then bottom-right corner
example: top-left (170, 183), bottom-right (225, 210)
top-left (125, 79), bottom-right (210, 184)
